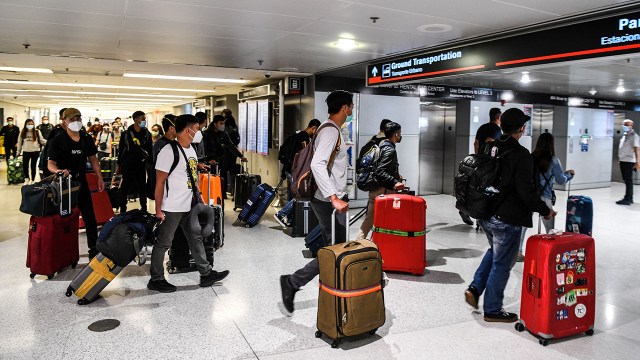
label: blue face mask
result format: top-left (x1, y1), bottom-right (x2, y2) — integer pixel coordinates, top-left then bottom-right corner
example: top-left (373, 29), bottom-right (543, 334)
top-left (140, 120), bottom-right (146, 128)
top-left (622, 125), bottom-right (630, 133)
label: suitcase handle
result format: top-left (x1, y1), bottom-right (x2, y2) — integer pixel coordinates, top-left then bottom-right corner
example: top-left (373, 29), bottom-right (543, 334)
top-left (331, 209), bottom-right (350, 244)
top-left (527, 275), bottom-right (542, 298)
top-left (57, 172), bottom-right (72, 216)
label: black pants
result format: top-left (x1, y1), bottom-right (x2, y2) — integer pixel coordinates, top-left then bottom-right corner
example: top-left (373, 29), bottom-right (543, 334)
top-left (620, 161), bottom-right (635, 201)
top-left (22, 151), bottom-right (40, 180)
top-left (77, 180), bottom-right (98, 254)
top-left (4, 146), bottom-right (16, 161)
top-left (119, 167), bottom-right (147, 212)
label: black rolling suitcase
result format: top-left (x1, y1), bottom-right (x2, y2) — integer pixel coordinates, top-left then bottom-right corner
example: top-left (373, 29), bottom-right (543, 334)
top-left (234, 163), bottom-right (261, 211)
top-left (291, 200), bottom-right (319, 237)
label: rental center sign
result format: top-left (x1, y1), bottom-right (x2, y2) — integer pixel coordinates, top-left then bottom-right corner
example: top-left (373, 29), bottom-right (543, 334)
top-left (367, 10), bottom-right (640, 86)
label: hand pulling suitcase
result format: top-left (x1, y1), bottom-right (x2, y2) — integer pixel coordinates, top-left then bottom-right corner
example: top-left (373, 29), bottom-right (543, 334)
top-left (200, 167), bottom-right (224, 207)
top-left (26, 174), bottom-right (80, 279)
top-left (79, 173), bottom-right (114, 228)
top-left (371, 194), bottom-right (427, 275)
top-left (234, 164), bottom-right (261, 211)
top-left (515, 231), bottom-right (596, 346)
top-left (8, 157), bottom-right (25, 184)
top-left (65, 252), bottom-right (124, 305)
top-left (237, 183), bottom-right (275, 227)
top-left (316, 210), bottom-right (385, 348)
top-left (292, 200), bottom-right (319, 237)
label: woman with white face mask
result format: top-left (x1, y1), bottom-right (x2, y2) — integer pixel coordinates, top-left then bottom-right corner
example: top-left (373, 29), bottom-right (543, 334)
top-left (18, 118), bottom-right (46, 183)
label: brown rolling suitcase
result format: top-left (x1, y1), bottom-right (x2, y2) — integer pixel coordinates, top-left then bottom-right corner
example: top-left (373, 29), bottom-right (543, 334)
top-left (316, 210), bottom-right (385, 348)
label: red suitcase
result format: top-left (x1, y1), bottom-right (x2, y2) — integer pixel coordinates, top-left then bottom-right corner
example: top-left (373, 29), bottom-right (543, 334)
top-left (516, 232), bottom-right (595, 346)
top-left (371, 194), bottom-right (427, 275)
top-left (26, 175), bottom-right (80, 279)
top-left (79, 173), bottom-right (114, 228)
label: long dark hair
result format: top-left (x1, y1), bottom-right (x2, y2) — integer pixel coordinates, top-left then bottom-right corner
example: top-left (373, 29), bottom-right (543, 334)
top-left (20, 119), bottom-right (40, 143)
top-left (532, 132), bottom-right (555, 172)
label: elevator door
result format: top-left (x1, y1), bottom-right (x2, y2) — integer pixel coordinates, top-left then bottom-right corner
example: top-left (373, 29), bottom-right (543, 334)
top-left (418, 101), bottom-right (456, 195)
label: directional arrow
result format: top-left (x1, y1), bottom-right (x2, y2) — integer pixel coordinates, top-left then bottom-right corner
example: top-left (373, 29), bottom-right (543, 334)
top-left (371, 66), bottom-right (378, 77)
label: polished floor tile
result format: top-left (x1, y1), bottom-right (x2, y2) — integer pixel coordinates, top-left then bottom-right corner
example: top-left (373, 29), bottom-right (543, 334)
top-left (0, 170), bottom-right (639, 359)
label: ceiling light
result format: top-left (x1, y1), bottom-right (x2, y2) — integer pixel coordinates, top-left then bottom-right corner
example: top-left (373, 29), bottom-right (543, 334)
top-left (123, 73), bottom-right (247, 84)
top-left (588, 89), bottom-right (597, 96)
top-left (568, 97), bottom-right (583, 106)
top-left (520, 72), bottom-right (531, 84)
top-left (500, 91), bottom-right (515, 102)
top-left (416, 24), bottom-right (452, 33)
top-left (0, 80), bottom-right (210, 93)
top-left (0, 66), bottom-right (53, 73)
top-left (616, 85), bottom-right (626, 93)
top-left (333, 38), bottom-right (359, 51)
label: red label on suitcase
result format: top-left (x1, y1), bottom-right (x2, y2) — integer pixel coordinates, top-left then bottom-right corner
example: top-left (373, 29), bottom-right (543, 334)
top-left (371, 194), bottom-right (427, 275)
top-left (519, 233), bottom-right (595, 342)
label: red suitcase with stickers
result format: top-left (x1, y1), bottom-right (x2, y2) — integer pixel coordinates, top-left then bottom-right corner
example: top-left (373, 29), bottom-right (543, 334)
top-left (371, 194), bottom-right (427, 275)
top-left (515, 232), bottom-right (595, 346)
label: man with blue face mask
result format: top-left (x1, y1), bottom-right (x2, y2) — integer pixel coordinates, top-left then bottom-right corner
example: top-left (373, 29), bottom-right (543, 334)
top-left (616, 119), bottom-right (640, 205)
top-left (116, 110), bottom-right (153, 213)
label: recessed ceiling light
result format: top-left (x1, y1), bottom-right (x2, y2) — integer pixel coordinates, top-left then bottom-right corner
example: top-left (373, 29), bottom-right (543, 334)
top-left (616, 84), bottom-right (626, 93)
top-left (520, 71), bottom-right (531, 84)
top-left (278, 67), bottom-right (299, 72)
top-left (333, 38), bottom-right (359, 51)
top-left (416, 24), bottom-right (452, 33)
top-left (123, 73), bottom-right (247, 84)
top-left (0, 66), bottom-right (53, 73)
top-left (588, 89), bottom-right (597, 96)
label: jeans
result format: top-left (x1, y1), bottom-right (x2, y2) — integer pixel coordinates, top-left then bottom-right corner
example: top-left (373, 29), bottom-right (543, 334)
top-left (277, 199), bottom-right (296, 218)
top-left (22, 151), bottom-right (40, 181)
top-left (620, 161), bottom-right (634, 201)
top-left (119, 167), bottom-right (147, 212)
top-left (150, 211), bottom-right (212, 281)
top-left (289, 197), bottom-right (347, 290)
top-left (356, 186), bottom-right (390, 241)
top-left (471, 216), bottom-right (522, 314)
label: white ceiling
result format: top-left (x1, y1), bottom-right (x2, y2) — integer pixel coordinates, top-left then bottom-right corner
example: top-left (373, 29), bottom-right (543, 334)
top-left (0, 0), bottom-right (635, 113)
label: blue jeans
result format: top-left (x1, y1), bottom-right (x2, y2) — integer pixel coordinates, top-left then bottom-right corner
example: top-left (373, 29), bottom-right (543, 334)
top-left (277, 199), bottom-right (296, 218)
top-left (471, 216), bottom-right (522, 314)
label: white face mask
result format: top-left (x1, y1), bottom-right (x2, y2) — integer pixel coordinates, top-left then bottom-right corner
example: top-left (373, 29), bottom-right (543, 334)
top-left (26, 124), bottom-right (34, 130)
top-left (42, 120), bottom-right (49, 124)
top-left (189, 129), bottom-right (203, 143)
top-left (67, 120), bottom-right (82, 132)
top-left (217, 124), bottom-right (225, 132)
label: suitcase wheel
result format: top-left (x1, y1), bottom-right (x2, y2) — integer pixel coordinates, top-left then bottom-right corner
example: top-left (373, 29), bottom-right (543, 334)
top-left (368, 329), bottom-right (377, 335)
top-left (65, 287), bottom-right (73, 297)
top-left (167, 266), bottom-right (176, 274)
top-left (538, 338), bottom-right (549, 346)
top-left (245, 224), bottom-right (251, 228)
top-left (514, 323), bottom-right (525, 332)
top-left (315, 331), bottom-right (322, 339)
top-left (47, 274), bottom-right (54, 280)
top-left (586, 329), bottom-right (594, 336)
top-left (71, 262), bottom-right (78, 269)
top-left (77, 298), bottom-right (89, 306)
top-left (331, 340), bottom-right (340, 349)
top-left (30, 273), bottom-right (35, 279)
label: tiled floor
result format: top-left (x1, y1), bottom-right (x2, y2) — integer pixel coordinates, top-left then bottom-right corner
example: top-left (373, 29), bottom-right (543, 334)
top-left (1, 170), bottom-right (639, 359)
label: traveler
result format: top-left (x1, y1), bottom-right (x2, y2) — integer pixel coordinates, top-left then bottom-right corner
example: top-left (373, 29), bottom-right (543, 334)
top-left (36, 115), bottom-right (53, 141)
top-left (116, 111), bottom-right (152, 213)
top-left (280, 90), bottom-right (351, 314)
top-left (515, 132), bottom-right (575, 261)
top-left (96, 125), bottom-right (113, 160)
top-left (150, 114), bottom-right (229, 292)
top-left (221, 109), bottom-right (240, 146)
top-left (17, 119), bottom-right (45, 183)
top-left (87, 120), bottom-right (102, 140)
top-left (355, 119), bottom-right (391, 173)
top-left (152, 115), bottom-right (177, 161)
top-left (111, 123), bottom-right (122, 144)
top-left (0, 117), bottom-right (20, 162)
top-left (464, 108), bottom-right (555, 323)
top-left (39, 108), bottom-right (68, 178)
top-left (193, 112), bottom-right (207, 162)
top-left (47, 108), bottom-right (103, 260)
top-left (202, 115), bottom-right (246, 192)
top-left (355, 121), bottom-right (405, 241)
top-left (151, 124), bottom-right (164, 143)
top-left (460, 107), bottom-right (503, 226)
top-left (616, 119), bottom-right (640, 205)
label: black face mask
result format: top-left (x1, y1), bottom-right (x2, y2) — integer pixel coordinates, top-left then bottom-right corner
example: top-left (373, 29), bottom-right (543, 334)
top-left (396, 134), bottom-right (402, 143)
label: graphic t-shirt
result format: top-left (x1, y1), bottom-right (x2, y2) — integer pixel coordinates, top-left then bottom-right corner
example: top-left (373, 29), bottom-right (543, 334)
top-left (155, 143), bottom-right (198, 212)
top-left (47, 131), bottom-right (98, 181)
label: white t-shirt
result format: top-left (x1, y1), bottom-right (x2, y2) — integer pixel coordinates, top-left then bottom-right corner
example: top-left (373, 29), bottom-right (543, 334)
top-left (155, 143), bottom-right (199, 212)
top-left (619, 130), bottom-right (640, 163)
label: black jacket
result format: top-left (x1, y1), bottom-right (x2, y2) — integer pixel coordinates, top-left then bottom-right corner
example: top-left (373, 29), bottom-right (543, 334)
top-left (0, 125), bottom-right (20, 147)
top-left (118, 125), bottom-right (152, 169)
top-left (374, 140), bottom-right (401, 190)
top-left (202, 128), bottom-right (243, 168)
top-left (492, 136), bottom-right (551, 227)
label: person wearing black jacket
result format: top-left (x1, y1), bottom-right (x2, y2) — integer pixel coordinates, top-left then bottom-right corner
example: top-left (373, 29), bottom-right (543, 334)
top-left (116, 111), bottom-right (152, 213)
top-left (355, 121), bottom-right (405, 241)
top-left (465, 108), bottom-right (556, 323)
top-left (202, 115), bottom-right (246, 193)
top-left (37, 115), bottom-right (54, 141)
top-left (356, 119), bottom-right (391, 173)
top-left (0, 117), bottom-right (20, 162)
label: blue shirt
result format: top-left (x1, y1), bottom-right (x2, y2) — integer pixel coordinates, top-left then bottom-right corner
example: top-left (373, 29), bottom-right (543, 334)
top-left (539, 157), bottom-right (573, 199)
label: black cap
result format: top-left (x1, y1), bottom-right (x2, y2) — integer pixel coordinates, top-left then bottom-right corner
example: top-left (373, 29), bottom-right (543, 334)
top-left (500, 108), bottom-right (530, 133)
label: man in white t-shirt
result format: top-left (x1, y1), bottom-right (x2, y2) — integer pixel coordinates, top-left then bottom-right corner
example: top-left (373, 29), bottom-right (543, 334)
top-left (617, 119), bottom-right (640, 205)
top-left (149, 114), bottom-right (229, 292)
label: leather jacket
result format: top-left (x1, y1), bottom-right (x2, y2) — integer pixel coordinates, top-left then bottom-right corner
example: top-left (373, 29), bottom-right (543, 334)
top-left (374, 140), bottom-right (401, 190)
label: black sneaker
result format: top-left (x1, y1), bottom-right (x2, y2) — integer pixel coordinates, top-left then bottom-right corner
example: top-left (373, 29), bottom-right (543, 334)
top-left (88, 250), bottom-right (99, 260)
top-left (616, 198), bottom-right (632, 205)
top-left (465, 286), bottom-right (479, 310)
top-left (280, 275), bottom-right (298, 314)
top-left (200, 270), bottom-right (230, 287)
top-left (274, 213), bottom-right (287, 228)
top-left (484, 310), bottom-right (518, 323)
top-left (147, 279), bottom-right (177, 293)
top-left (459, 211), bottom-right (474, 226)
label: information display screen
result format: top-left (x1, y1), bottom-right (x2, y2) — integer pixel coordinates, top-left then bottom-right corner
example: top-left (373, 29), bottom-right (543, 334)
top-left (246, 101), bottom-right (257, 153)
top-left (257, 100), bottom-right (270, 155)
top-left (237, 102), bottom-right (248, 151)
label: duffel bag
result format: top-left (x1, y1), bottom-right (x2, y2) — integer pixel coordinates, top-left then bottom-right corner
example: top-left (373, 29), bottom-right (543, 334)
top-left (19, 174), bottom-right (80, 217)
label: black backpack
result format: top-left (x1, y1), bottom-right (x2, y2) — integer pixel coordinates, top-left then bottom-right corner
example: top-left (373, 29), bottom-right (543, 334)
top-left (454, 145), bottom-right (514, 220)
top-left (146, 139), bottom-right (180, 200)
top-left (356, 142), bottom-right (383, 191)
top-left (278, 132), bottom-right (298, 165)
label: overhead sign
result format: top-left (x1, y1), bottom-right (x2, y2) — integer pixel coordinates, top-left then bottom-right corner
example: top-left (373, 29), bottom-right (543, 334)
top-left (238, 84), bottom-right (276, 100)
top-left (367, 10), bottom-right (640, 86)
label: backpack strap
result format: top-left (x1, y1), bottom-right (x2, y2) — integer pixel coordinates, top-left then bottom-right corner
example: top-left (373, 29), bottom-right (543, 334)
top-left (164, 141), bottom-right (181, 195)
top-left (176, 143), bottom-right (201, 203)
top-left (312, 123), bottom-right (341, 172)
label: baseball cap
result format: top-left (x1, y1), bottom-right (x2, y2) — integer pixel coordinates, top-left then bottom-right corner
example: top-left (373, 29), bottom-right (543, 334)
top-left (500, 108), bottom-right (530, 133)
top-left (62, 108), bottom-right (81, 120)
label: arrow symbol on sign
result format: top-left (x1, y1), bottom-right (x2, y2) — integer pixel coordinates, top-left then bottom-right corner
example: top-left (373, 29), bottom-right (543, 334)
top-left (372, 66), bottom-right (378, 77)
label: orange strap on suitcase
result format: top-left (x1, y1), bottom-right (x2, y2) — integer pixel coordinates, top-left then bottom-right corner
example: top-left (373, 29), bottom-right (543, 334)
top-left (319, 281), bottom-right (382, 298)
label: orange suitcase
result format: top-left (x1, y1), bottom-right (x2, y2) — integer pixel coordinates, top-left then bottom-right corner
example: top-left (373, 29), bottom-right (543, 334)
top-left (200, 169), bottom-right (224, 206)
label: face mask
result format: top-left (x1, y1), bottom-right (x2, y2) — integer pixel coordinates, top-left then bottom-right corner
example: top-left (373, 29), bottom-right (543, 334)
top-left (622, 125), bottom-right (631, 132)
top-left (67, 121), bottom-right (82, 132)
top-left (26, 125), bottom-right (34, 130)
top-left (140, 121), bottom-right (146, 128)
top-left (151, 131), bottom-right (159, 137)
top-left (7, 122), bottom-right (13, 126)
top-left (103, 128), bottom-right (110, 133)
top-left (193, 130), bottom-right (203, 143)
top-left (43, 120), bottom-right (49, 124)
top-left (217, 124), bottom-right (225, 132)
top-left (397, 134), bottom-right (402, 143)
